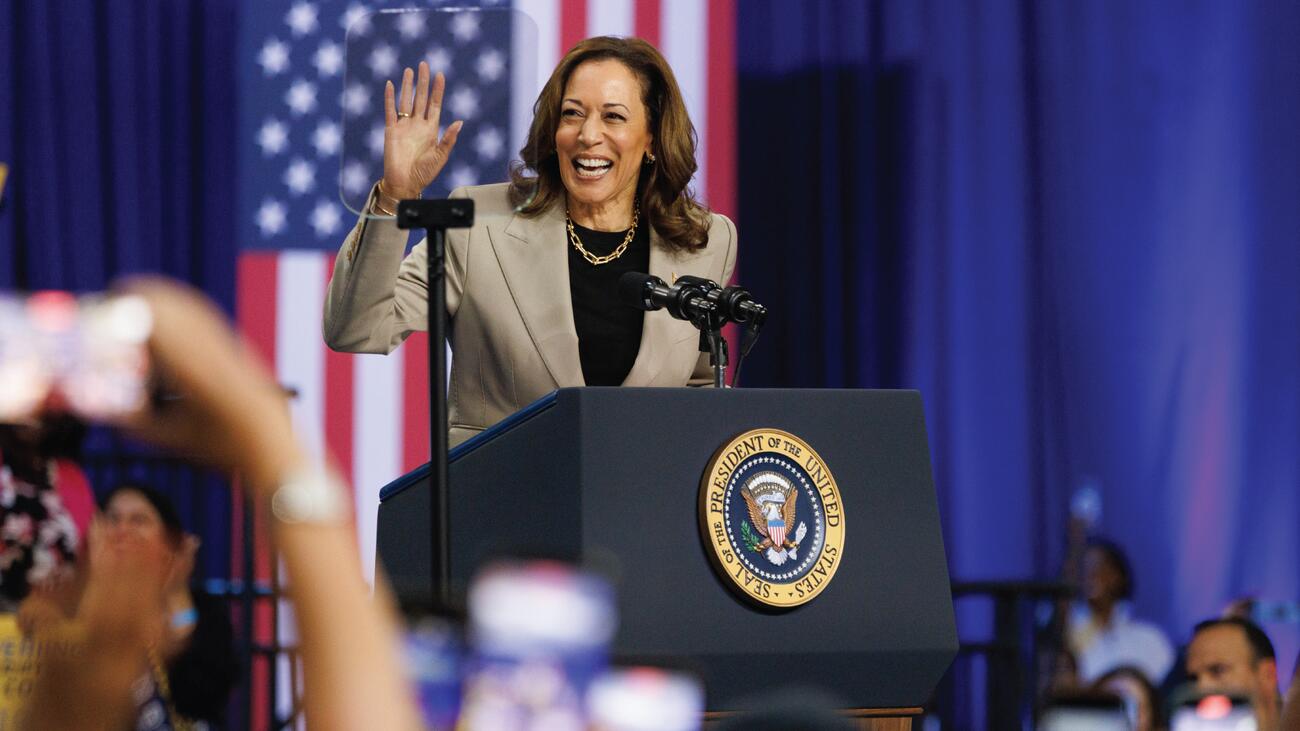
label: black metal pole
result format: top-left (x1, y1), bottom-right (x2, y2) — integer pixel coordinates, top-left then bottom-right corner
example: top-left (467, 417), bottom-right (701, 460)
top-left (426, 227), bottom-right (449, 603)
top-left (395, 198), bottom-right (473, 606)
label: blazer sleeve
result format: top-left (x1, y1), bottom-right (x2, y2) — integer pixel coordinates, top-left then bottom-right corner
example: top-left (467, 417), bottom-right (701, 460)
top-left (686, 213), bottom-right (739, 387)
top-left (323, 185), bottom-right (471, 354)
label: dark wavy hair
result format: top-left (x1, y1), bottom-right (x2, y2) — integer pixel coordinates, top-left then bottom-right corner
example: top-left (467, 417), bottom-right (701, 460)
top-left (508, 36), bottom-right (710, 251)
top-left (100, 481), bottom-right (185, 548)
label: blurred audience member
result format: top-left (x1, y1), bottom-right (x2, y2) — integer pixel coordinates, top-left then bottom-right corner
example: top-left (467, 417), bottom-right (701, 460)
top-left (1094, 665), bottom-right (1166, 731)
top-left (100, 482), bottom-right (239, 728)
top-left (26, 279), bottom-right (424, 730)
top-left (1067, 539), bottom-right (1174, 684)
top-left (0, 422), bottom-right (80, 609)
top-left (1186, 617), bottom-right (1281, 731)
top-left (1282, 649), bottom-right (1300, 731)
top-left (27, 509), bottom-right (175, 731)
top-left (18, 482), bottom-right (239, 728)
top-left (1160, 594), bottom-right (1260, 698)
top-left (1044, 648), bottom-right (1081, 696)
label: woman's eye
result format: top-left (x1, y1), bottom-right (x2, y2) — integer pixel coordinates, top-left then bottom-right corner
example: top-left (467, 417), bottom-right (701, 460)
top-left (605, 113), bottom-right (625, 122)
top-left (562, 108), bottom-right (581, 117)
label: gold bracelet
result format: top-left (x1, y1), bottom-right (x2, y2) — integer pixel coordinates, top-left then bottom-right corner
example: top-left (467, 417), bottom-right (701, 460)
top-left (372, 180), bottom-right (398, 217)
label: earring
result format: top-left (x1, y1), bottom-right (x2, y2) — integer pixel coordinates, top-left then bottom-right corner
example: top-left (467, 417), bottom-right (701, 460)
top-left (644, 152), bottom-right (656, 165)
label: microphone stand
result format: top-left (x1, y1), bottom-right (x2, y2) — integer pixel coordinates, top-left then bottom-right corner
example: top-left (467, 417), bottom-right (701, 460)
top-left (693, 309), bottom-right (729, 388)
top-left (395, 198), bottom-right (473, 606)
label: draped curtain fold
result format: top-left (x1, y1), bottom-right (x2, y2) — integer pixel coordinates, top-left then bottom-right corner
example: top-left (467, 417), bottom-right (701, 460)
top-left (738, 1), bottom-right (1300, 724)
top-left (0, 0), bottom-right (240, 581)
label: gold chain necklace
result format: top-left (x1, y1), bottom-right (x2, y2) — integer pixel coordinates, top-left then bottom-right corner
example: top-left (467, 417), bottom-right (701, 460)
top-left (566, 206), bottom-right (639, 265)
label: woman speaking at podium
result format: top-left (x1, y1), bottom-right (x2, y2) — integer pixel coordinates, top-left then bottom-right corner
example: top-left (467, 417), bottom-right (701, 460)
top-left (324, 37), bottom-right (736, 446)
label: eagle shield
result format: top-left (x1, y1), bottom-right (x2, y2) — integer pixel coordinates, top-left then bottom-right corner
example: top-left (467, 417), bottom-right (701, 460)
top-left (740, 473), bottom-right (798, 556)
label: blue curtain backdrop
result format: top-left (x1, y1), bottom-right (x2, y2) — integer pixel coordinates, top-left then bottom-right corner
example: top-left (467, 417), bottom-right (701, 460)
top-left (737, 0), bottom-right (1300, 718)
top-left (0, 0), bottom-right (240, 580)
top-left (0, 0), bottom-right (237, 302)
top-left (4, 0), bottom-right (1299, 725)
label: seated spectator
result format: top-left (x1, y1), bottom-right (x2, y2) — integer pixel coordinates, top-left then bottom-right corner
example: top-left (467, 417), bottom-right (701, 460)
top-left (1186, 617), bottom-right (1281, 731)
top-left (1067, 538), bottom-right (1174, 684)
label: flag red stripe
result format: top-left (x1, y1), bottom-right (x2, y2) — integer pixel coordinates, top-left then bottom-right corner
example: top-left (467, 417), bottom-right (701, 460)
top-left (706, 0), bottom-right (736, 222)
top-left (235, 252), bottom-right (277, 730)
top-left (560, 0), bottom-right (587, 57)
top-left (403, 332), bottom-right (432, 471)
top-left (705, 0), bottom-right (739, 381)
top-left (324, 256), bottom-right (355, 486)
top-left (635, 0), bottom-right (662, 48)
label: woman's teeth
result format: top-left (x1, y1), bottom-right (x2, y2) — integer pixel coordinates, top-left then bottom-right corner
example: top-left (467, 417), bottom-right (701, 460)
top-left (575, 158), bottom-right (612, 178)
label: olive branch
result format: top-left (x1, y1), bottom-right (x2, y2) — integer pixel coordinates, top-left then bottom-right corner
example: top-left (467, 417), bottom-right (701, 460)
top-left (740, 521), bottom-right (762, 552)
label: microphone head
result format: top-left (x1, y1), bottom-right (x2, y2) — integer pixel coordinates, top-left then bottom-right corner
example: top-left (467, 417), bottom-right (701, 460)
top-left (618, 271), bottom-right (662, 311)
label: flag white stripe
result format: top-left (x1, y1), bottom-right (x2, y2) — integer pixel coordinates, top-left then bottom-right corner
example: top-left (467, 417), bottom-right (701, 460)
top-left (276, 252), bottom-right (327, 464)
top-left (354, 352), bottom-right (402, 585)
top-left (662, 0), bottom-right (708, 200)
top-left (512, 0), bottom-right (558, 160)
top-left (588, 0), bottom-right (633, 37)
top-left (274, 254), bottom-right (321, 731)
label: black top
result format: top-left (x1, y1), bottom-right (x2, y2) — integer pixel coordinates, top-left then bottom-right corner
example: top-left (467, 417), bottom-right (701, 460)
top-left (168, 590), bottom-right (240, 724)
top-left (567, 219), bottom-right (650, 386)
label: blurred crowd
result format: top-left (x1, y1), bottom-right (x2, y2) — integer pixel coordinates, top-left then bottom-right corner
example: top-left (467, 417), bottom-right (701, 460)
top-left (1041, 538), bottom-right (1300, 731)
top-left (0, 281), bottom-right (858, 731)
top-left (2, 280), bottom-right (1298, 731)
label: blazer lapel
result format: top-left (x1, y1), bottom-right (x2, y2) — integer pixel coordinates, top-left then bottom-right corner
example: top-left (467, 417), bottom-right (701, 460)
top-left (491, 205), bottom-right (585, 388)
top-left (621, 228), bottom-right (715, 386)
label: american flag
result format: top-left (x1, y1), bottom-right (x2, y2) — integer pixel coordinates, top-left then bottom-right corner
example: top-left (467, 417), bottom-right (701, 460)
top-left (236, 2), bottom-right (733, 724)
top-left (237, 0), bottom-right (735, 575)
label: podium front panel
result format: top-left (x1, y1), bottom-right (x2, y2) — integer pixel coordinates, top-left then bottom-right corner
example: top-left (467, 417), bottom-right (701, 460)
top-left (378, 388), bottom-right (956, 709)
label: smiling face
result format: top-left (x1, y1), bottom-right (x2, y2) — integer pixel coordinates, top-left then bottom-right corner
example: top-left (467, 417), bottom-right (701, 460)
top-left (554, 59), bottom-right (654, 227)
top-left (103, 489), bottom-right (172, 549)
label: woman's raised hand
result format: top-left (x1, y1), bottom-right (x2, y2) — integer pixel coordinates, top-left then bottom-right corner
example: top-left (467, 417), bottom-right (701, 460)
top-left (381, 62), bottom-right (463, 200)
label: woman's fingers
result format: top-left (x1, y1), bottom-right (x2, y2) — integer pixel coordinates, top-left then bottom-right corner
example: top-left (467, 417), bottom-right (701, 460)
top-left (438, 120), bottom-right (463, 159)
top-left (383, 80), bottom-right (396, 127)
top-left (398, 66), bottom-right (415, 117)
top-left (413, 62), bottom-right (431, 120)
top-left (428, 71), bottom-right (446, 128)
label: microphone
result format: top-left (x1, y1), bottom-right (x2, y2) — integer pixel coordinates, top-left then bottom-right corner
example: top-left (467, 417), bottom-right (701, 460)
top-left (618, 272), bottom-right (717, 322)
top-left (672, 275), bottom-right (767, 327)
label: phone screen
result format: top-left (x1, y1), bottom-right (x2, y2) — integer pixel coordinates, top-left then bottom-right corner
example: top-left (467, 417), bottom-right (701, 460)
top-left (0, 292), bottom-right (151, 422)
top-left (1040, 706), bottom-right (1131, 731)
top-left (1171, 695), bottom-right (1257, 731)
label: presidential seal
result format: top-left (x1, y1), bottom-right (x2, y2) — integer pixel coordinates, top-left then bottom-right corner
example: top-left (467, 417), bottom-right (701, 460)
top-left (699, 429), bottom-right (846, 609)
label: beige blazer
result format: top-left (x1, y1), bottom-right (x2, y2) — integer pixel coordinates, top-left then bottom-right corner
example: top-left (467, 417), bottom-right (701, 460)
top-left (323, 183), bottom-right (738, 446)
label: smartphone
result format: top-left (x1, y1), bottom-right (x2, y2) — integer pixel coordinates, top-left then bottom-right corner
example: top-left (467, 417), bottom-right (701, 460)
top-left (0, 291), bottom-right (151, 422)
top-left (457, 560), bottom-right (616, 731)
top-left (1041, 692), bottom-right (1131, 731)
top-left (1171, 694), bottom-right (1256, 731)
top-left (587, 666), bottom-right (704, 731)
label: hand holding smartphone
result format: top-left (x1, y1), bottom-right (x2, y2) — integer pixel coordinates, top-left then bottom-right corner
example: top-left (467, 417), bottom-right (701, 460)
top-left (0, 291), bottom-right (152, 423)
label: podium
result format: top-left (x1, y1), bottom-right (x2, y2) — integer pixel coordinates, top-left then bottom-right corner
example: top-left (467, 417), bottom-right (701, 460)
top-left (377, 388), bottom-right (956, 725)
